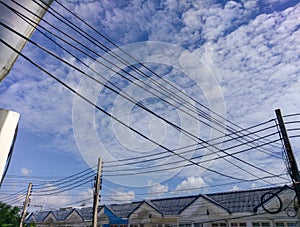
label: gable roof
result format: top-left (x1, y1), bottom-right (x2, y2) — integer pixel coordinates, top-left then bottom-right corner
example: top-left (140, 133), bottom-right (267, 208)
top-left (129, 200), bottom-right (163, 217)
top-left (65, 208), bottom-right (83, 221)
top-left (252, 185), bottom-right (294, 212)
top-left (32, 211), bottom-right (50, 222)
top-left (150, 194), bottom-right (198, 215)
top-left (76, 207), bottom-right (93, 220)
top-left (207, 185), bottom-right (288, 213)
top-left (107, 202), bottom-right (141, 218)
top-left (26, 185), bottom-right (293, 223)
top-left (44, 211), bottom-right (57, 223)
top-left (51, 209), bottom-right (73, 221)
top-left (76, 206), bottom-right (103, 220)
top-left (200, 194), bottom-right (231, 213)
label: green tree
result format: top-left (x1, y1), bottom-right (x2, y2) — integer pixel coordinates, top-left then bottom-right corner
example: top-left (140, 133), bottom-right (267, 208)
top-left (0, 202), bottom-right (21, 227)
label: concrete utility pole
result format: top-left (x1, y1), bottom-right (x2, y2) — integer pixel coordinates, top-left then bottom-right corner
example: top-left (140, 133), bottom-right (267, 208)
top-left (92, 158), bottom-right (103, 227)
top-left (275, 109), bottom-right (300, 204)
top-left (19, 182), bottom-right (32, 227)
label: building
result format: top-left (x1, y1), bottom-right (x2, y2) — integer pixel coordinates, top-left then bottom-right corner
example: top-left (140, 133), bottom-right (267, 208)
top-left (25, 185), bottom-right (299, 227)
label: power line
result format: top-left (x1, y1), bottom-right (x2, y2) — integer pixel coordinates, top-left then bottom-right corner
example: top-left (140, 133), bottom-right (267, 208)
top-left (28, 0), bottom-right (283, 156)
top-left (0, 21), bottom-right (282, 185)
top-left (32, 178), bottom-right (92, 196)
top-left (103, 126), bottom-right (281, 169)
top-left (0, 37), bottom-right (271, 183)
top-left (0, 0), bottom-right (289, 185)
top-left (34, 168), bottom-right (95, 189)
top-left (51, 0), bottom-right (283, 152)
top-left (103, 119), bottom-right (283, 165)
top-left (0, 188), bottom-right (27, 203)
top-left (103, 140), bottom-right (283, 177)
top-left (2, 0), bottom-right (285, 182)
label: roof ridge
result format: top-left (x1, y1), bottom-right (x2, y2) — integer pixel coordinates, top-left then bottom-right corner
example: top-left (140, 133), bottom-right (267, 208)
top-left (206, 185), bottom-right (286, 196)
top-left (150, 194), bottom-right (199, 202)
top-left (107, 201), bottom-right (141, 206)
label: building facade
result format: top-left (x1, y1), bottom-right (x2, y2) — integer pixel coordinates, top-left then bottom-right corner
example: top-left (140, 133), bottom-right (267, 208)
top-left (25, 185), bottom-right (299, 227)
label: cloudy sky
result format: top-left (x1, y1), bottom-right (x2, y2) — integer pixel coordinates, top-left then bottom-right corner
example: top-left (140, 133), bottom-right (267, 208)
top-left (0, 0), bottom-right (299, 211)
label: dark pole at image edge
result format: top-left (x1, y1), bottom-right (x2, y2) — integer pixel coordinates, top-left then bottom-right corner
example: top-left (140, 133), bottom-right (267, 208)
top-left (275, 109), bottom-right (300, 205)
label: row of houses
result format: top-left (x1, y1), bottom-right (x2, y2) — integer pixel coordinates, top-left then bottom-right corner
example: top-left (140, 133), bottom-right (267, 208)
top-left (25, 185), bottom-right (299, 227)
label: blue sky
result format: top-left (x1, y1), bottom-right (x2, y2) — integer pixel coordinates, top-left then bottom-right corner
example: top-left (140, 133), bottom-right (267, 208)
top-left (0, 0), bottom-right (300, 211)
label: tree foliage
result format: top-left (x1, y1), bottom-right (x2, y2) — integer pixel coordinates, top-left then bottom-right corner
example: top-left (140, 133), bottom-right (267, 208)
top-left (0, 202), bottom-right (21, 227)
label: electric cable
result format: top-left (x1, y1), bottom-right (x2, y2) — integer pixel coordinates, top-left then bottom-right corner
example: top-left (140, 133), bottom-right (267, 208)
top-left (2, 0), bottom-right (285, 183)
top-left (33, 168), bottom-right (95, 189)
top-left (0, 0), bottom-right (298, 210)
top-left (0, 0), bottom-right (288, 184)
top-left (0, 37), bottom-right (274, 183)
top-left (51, 0), bottom-right (283, 151)
top-left (28, 0), bottom-right (283, 157)
top-left (103, 140), bottom-right (283, 177)
top-left (3, 0), bottom-right (280, 161)
top-left (0, 188), bottom-right (27, 203)
top-left (32, 178), bottom-right (92, 196)
top-left (103, 128), bottom-right (280, 169)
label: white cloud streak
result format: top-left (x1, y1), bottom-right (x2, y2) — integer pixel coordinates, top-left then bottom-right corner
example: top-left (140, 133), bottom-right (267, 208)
top-left (0, 0), bottom-right (299, 199)
top-left (111, 190), bottom-right (135, 203)
top-left (21, 167), bottom-right (31, 176)
top-left (175, 176), bottom-right (207, 192)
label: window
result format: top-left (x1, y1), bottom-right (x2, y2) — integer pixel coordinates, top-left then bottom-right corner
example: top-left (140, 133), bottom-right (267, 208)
top-left (151, 225), bottom-right (164, 227)
top-left (152, 225), bottom-right (163, 227)
top-left (180, 224), bottom-right (192, 227)
top-left (252, 223), bottom-right (270, 227)
top-left (212, 223), bottom-right (227, 227)
top-left (231, 223), bottom-right (246, 227)
top-left (275, 223), bottom-right (297, 227)
top-left (194, 223), bottom-right (203, 227)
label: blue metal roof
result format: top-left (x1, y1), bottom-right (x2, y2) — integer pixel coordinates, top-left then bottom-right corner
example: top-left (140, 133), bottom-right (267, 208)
top-left (207, 185), bottom-right (289, 213)
top-left (25, 185), bottom-right (293, 224)
top-left (151, 195), bottom-right (198, 215)
top-left (107, 202), bottom-right (141, 218)
top-left (25, 211), bottom-right (49, 223)
top-left (76, 207), bottom-right (94, 220)
top-left (51, 209), bottom-right (73, 221)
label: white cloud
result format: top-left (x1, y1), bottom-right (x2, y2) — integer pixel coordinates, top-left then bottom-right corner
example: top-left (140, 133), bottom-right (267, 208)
top-left (182, 8), bottom-right (202, 30)
top-left (148, 182), bottom-right (169, 197)
top-left (30, 186), bottom-right (95, 211)
top-left (111, 190), bottom-right (135, 203)
top-left (207, 3), bottom-right (300, 126)
top-left (75, 189), bottom-right (93, 207)
top-left (175, 176), bottom-right (207, 192)
top-left (21, 167), bottom-right (31, 176)
top-left (0, 0), bottom-right (299, 197)
top-left (31, 184), bottom-right (70, 210)
top-left (231, 185), bottom-right (242, 191)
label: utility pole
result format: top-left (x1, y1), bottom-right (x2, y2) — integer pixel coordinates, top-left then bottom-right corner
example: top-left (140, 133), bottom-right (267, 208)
top-left (92, 158), bottom-right (103, 227)
top-left (19, 182), bottom-right (32, 227)
top-left (275, 109), bottom-right (300, 204)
